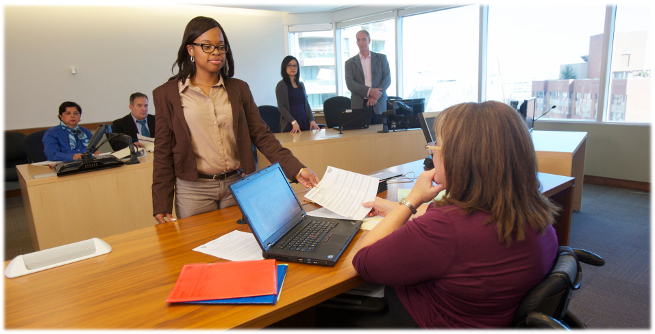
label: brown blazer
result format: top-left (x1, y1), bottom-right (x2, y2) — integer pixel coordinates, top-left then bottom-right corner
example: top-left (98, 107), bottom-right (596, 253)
top-left (151, 77), bottom-right (304, 216)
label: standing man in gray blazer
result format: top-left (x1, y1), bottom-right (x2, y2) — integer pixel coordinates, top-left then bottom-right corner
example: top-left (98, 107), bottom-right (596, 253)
top-left (344, 30), bottom-right (391, 123)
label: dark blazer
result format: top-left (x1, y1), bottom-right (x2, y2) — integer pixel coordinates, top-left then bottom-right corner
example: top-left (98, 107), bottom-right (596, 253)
top-left (110, 114), bottom-right (155, 151)
top-left (344, 52), bottom-right (391, 114)
top-left (151, 77), bottom-right (305, 216)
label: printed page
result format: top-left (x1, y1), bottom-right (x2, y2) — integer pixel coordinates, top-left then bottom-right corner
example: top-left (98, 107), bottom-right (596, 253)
top-left (193, 230), bottom-right (264, 261)
top-left (305, 166), bottom-right (378, 220)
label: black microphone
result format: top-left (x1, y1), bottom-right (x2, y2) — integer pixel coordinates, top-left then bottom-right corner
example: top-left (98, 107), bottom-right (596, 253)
top-left (535, 105), bottom-right (556, 121)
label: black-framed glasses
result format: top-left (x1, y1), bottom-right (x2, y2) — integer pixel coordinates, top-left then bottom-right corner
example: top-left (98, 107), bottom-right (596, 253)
top-left (191, 43), bottom-right (230, 54)
top-left (287, 64), bottom-right (298, 68)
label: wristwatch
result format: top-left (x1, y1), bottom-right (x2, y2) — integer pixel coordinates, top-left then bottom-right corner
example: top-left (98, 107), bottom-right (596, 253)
top-left (399, 198), bottom-right (418, 214)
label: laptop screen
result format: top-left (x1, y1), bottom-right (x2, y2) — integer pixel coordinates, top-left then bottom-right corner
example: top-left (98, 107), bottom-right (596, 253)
top-left (230, 163), bottom-right (303, 247)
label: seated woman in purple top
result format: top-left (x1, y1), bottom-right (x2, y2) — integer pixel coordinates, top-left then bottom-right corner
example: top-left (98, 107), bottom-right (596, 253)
top-left (42, 101), bottom-right (100, 161)
top-left (352, 101), bottom-right (560, 328)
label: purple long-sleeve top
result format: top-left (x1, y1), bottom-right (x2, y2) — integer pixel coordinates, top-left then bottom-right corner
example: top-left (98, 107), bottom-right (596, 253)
top-left (352, 203), bottom-right (558, 328)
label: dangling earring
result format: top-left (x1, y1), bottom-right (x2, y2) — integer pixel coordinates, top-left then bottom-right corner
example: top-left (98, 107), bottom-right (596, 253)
top-left (190, 55), bottom-right (195, 63)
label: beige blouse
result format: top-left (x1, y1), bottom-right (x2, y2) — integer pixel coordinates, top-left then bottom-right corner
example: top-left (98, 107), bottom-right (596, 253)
top-left (178, 76), bottom-right (240, 175)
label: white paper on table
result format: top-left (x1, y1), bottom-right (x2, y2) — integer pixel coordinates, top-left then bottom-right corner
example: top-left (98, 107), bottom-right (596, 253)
top-left (31, 161), bottom-right (61, 166)
top-left (307, 207), bottom-right (348, 219)
top-left (137, 134), bottom-right (155, 152)
top-left (304, 166), bottom-right (379, 220)
top-left (192, 230), bottom-right (264, 261)
top-left (360, 216), bottom-right (384, 230)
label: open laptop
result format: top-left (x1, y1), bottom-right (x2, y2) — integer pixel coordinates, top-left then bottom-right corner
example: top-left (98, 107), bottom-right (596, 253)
top-left (229, 163), bottom-right (362, 266)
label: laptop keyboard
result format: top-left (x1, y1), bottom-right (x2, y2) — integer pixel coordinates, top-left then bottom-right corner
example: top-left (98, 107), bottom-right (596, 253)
top-left (277, 220), bottom-right (338, 252)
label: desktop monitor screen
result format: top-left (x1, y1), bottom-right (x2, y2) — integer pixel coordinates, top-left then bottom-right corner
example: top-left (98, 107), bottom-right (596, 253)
top-left (418, 112), bottom-right (440, 143)
top-left (519, 98), bottom-right (536, 130)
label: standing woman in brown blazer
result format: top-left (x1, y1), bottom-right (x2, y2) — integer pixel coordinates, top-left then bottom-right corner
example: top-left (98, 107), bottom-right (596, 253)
top-left (152, 16), bottom-right (319, 224)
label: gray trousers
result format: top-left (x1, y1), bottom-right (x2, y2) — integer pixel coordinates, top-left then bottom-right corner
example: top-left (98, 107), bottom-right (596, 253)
top-left (174, 173), bottom-right (242, 219)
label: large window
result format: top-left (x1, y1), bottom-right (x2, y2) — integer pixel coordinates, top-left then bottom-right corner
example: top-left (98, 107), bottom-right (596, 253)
top-left (402, 5), bottom-right (479, 111)
top-left (289, 30), bottom-right (336, 110)
top-left (606, 5), bottom-right (651, 123)
top-left (339, 19), bottom-right (396, 99)
top-left (486, 4), bottom-right (606, 121)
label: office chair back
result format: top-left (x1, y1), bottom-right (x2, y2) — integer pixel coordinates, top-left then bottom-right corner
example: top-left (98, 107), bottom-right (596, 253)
top-left (323, 96), bottom-right (351, 129)
top-left (22, 129), bottom-right (48, 163)
top-left (258, 105), bottom-right (281, 133)
top-left (5, 132), bottom-right (28, 182)
top-left (513, 246), bottom-right (604, 329)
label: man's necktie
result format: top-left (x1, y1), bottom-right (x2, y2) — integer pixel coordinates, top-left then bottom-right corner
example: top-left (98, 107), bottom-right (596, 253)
top-left (137, 120), bottom-right (150, 137)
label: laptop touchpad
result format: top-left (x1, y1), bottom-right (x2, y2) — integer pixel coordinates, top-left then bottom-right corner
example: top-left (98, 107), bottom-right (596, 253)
top-left (327, 234), bottom-right (350, 245)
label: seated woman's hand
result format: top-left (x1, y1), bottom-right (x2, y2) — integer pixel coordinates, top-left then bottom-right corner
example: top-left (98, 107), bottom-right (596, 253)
top-left (72, 153), bottom-right (82, 160)
top-left (362, 197), bottom-right (399, 217)
top-left (93, 151), bottom-right (101, 156)
top-left (405, 169), bottom-right (446, 207)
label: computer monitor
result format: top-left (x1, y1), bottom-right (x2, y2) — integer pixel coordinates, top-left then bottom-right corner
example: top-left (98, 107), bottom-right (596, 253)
top-left (519, 98), bottom-right (536, 130)
top-left (418, 112), bottom-right (440, 143)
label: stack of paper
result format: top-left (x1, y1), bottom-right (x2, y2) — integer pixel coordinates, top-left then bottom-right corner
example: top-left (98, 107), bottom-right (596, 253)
top-left (166, 259), bottom-right (287, 305)
top-left (137, 134), bottom-right (155, 152)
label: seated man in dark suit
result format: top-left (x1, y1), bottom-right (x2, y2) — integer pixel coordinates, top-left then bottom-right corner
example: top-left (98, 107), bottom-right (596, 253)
top-left (110, 92), bottom-right (155, 151)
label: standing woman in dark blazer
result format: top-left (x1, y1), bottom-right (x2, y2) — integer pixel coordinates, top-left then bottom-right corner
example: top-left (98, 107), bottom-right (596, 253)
top-left (151, 16), bottom-right (319, 224)
top-left (275, 56), bottom-right (320, 133)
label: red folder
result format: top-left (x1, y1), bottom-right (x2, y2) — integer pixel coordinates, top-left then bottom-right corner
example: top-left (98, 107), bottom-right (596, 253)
top-left (166, 259), bottom-right (278, 303)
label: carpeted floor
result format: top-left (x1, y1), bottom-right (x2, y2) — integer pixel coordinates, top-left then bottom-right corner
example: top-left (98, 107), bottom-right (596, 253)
top-left (3, 183), bottom-right (651, 328)
top-left (566, 184), bottom-right (650, 328)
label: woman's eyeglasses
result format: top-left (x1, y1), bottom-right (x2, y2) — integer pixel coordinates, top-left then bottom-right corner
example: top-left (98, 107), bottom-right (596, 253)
top-left (287, 64), bottom-right (299, 68)
top-left (191, 43), bottom-right (230, 54)
top-left (425, 141), bottom-right (441, 154)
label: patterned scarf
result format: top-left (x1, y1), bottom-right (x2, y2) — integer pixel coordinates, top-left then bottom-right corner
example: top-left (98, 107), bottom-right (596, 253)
top-left (59, 120), bottom-right (90, 150)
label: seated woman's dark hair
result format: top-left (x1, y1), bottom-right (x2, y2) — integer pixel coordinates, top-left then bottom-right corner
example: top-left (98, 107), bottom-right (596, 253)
top-left (170, 16), bottom-right (235, 82)
top-left (58, 101), bottom-right (82, 119)
top-left (280, 55), bottom-right (300, 87)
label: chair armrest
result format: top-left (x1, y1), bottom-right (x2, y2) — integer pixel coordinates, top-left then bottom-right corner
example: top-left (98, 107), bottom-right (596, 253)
top-left (525, 312), bottom-right (569, 329)
top-left (573, 248), bottom-right (605, 266)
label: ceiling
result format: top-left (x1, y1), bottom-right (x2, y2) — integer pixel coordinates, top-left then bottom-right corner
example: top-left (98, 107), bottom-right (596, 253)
top-left (207, 4), bottom-right (356, 14)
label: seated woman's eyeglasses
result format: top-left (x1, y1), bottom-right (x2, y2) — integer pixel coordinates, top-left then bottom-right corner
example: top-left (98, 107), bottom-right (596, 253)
top-left (287, 64), bottom-right (298, 68)
top-left (425, 142), bottom-right (441, 155)
top-left (191, 43), bottom-right (230, 54)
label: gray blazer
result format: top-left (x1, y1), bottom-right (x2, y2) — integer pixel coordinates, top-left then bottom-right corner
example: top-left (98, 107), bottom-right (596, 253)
top-left (275, 80), bottom-right (314, 131)
top-left (344, 52), bottom-right (391, 114)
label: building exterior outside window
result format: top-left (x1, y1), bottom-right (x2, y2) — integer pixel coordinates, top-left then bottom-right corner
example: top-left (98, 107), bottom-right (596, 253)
top-left (289, 30), bottom-right (336, 110)
top-left (403, 5), bottom-right (479, 111)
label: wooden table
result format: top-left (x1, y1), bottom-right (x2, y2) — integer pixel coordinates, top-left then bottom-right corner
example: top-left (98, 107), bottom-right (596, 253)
top-left (4, 160), bottom-right (575, 329)
top-left (532, 130), bottom-right (587, 211)
top-left (16, 155), bottom-right (156, 251)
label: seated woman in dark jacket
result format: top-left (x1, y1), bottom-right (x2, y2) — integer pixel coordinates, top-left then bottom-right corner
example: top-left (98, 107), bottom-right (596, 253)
top-left (275, 55), bottom-right (320, 133)
top-left (42, 101), bottom-right (100, 161)
top-left (353, 101), bottom-right (560, 328)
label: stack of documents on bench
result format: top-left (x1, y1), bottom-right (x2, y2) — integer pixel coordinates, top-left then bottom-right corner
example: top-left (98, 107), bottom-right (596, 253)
top-left (166, 259), bottom-right (287, 305)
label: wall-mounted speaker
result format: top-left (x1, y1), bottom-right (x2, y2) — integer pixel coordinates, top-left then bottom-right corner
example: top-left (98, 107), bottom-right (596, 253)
top-left (5, 238), bottom-right (112, 278)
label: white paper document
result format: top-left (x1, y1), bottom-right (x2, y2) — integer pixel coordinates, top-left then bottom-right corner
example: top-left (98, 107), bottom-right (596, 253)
top-left (304, 166), bottom-right (379, 220)
top-left (31, 161), bottom-right (61, 166)
top-left (307, 207), bottom-right (348, 220)
top-left (137, 134), bottom-right (155, 152)
top-left (192, 230), bottom-right (264, 261)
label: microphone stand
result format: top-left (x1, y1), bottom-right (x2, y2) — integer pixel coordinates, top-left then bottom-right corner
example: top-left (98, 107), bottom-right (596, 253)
top-left (339, 115), bottom-right (367, 134)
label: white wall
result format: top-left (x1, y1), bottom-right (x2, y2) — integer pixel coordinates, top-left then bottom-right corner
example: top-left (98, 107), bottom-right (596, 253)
top-left (4, 5), bottom-right (286, 130)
